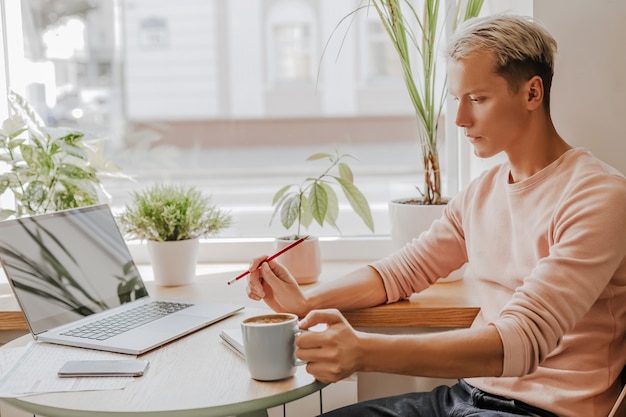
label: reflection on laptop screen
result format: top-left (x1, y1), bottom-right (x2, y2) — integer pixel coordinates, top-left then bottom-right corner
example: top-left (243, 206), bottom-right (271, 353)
top-left (0, 205), bottom-right (147, 335)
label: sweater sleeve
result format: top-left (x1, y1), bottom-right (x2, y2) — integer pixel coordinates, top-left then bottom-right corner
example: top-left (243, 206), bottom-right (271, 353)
top-left (370, 199), bottom-right (468, 303)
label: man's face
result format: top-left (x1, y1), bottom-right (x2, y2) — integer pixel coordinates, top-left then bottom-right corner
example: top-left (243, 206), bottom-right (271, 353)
top-left (447, 52), bottom-right (531, 159)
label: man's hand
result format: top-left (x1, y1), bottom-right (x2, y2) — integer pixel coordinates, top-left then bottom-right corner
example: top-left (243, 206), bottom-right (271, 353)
top-left (246, 257), bottom-right (310, 317)
top-left (296, 309), bottom-right (364, 383)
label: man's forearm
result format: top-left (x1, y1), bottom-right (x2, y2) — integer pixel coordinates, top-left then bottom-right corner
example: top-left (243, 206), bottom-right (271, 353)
top-left (359, 325), bottom-right (504, 379)
top-left (304, 265), bottom-right (388, 313)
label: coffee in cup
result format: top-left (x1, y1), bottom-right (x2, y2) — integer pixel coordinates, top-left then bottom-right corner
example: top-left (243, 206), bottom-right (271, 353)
top-left (241, 313), bottom-right (305, 381)
top-left (244, 314), bottom-right (293, 325)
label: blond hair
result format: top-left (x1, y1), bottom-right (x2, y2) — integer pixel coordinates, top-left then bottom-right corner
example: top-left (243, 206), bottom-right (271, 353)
top-left (447, 14), bottom-right (558, 111)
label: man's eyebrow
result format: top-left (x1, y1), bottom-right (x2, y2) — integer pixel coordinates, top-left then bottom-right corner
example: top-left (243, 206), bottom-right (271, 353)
top-left (465, 88), bottom-right (490, 95)
top-left (448, 90), bottom-right (478, 97)
top-left (457, 88), bottom-right (492, 98)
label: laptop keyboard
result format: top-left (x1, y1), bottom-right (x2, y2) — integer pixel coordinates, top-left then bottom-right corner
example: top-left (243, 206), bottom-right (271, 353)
top-left (61, 301), bottom-right (193, 341)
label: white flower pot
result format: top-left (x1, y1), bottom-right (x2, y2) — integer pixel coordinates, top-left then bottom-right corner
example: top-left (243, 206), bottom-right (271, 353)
top-left (147, 238), bottom-right (199, 286)
top-left (388, 198), bottom-right (446, 250)
top-left (388, 198), bottom-right (465, 282)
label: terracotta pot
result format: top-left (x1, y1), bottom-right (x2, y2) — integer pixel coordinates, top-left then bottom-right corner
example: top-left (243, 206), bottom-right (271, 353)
top-left (147, 238), bottom-right (199, 286)
top-left (388, 198), bottom-right (464, 282)
top-left (274, 236), bottom-right (321, 285)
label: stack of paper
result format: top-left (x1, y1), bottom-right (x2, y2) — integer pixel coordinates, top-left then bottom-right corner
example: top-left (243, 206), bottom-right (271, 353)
top-left (0, 342), bottom-right (136, 397)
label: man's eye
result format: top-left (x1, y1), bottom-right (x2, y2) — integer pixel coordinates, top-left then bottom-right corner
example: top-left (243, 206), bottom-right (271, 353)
top-left (469, 97), bottom-right (484, 103)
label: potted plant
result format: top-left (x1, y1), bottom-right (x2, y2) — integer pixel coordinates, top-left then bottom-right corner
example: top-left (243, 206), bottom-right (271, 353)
top-left (117, 183), bottom-right (233, 286)
top-left (270, 148), bottom-right (374, 284)
top-left (341, 0), bottom-right (483, 249)
top-left (0, 90), bottom-right (130, 219)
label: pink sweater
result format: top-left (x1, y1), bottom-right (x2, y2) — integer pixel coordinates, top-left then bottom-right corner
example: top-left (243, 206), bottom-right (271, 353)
top-left (371, 148), bottom-right (626, 416)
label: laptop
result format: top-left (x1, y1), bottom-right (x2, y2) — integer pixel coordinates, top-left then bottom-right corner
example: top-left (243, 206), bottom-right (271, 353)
top-left (0, 204), bottom-right (244, 355)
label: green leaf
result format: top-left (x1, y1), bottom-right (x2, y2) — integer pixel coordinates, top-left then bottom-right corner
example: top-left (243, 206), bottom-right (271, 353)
top-left (19, 144), bottom-right (36, 166)
top-left (59, 177), bottom-right (99, 199)
top-left (335, 177), bottom-right (375, 233)
top-left (0, 174), bottom-right (10, 194)
top-left (270, 190), bottom-right (294, 226)
top-left (56, 139), bottom-right (88, 160)
top-left (306, 152), bottom-right (332, 161)
top-left (30, 132), bottom-right (48, 151)
top-left (8, 137), bottom-right (25, 150)
top-left (321, 182), bottom-right (340, 232)
top-left (280, 195), bottom-right (302, 230)
top-left (24, 181), bottom-right (47, 207)
top-left (21, 143), bottom-right (53, 174)
top-left (54, 185), bottom-right (98, 210)
top-left (0, 209), bottom-right (15, 221)
top-left (300, 194), bottom-right (313, 228)
top-left (13, 169), bottom-right (36, 187)
top-left (1, 114), bottom-right (27, 138)
top-left (58, 132), bottom-right (84, 145)
top-left (338, 162), bottom-right (354, 183)
top-left (57, 164), bottom-right (97, 181)
top-left (308, 182), bottom-right (328, 227)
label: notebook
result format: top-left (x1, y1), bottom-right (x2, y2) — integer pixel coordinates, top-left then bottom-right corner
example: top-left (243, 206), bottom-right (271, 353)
top-left (0, 204), bottom-right (244, 355)
top-left (220, 328), bottom-right (245, 357)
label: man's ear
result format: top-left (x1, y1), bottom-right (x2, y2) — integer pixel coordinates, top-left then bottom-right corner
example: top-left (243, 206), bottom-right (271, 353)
top-left (525, 76), bottom-right (544, 110)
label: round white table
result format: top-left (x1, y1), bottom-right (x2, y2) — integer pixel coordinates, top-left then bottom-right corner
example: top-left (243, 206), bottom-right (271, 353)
top-left (1, 308), bottom-right (326, 417)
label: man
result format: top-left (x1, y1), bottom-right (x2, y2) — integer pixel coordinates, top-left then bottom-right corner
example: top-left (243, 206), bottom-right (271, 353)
top-left (247, 14), bottom-right (626, 417)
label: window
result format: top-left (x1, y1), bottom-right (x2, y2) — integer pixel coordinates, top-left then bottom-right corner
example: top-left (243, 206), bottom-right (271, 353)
top-left (366, 20), bottom-right (402, 81)
top-left (273, 23), bottom-right (312, 83)
top-left (0, 0), bottom-right (531, 245)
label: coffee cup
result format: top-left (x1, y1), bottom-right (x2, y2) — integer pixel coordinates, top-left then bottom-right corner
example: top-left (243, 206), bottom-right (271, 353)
top-left (241, 313), bottom-right (305, 381)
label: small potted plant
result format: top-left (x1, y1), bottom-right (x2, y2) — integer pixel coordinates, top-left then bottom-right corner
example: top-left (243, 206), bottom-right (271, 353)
top-left (270, 148), bottom-right (374, 284)
top-left (117, 183), bottom-right (233, 286)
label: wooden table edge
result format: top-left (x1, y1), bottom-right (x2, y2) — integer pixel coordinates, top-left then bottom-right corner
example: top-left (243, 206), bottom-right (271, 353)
top-left (0, 306), bottom-right (479, 332)
top-left (0, 311), bottom-right (27, 331)
top-left (343, 306), bottom-right (479, 328)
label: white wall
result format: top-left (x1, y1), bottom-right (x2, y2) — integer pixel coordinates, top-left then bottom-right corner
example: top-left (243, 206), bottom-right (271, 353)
top-left (536, 1), bottom-right (626, 175)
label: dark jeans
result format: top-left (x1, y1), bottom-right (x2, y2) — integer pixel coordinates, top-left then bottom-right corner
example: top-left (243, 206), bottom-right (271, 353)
top-left (320, 379), bottom-right (558, 417)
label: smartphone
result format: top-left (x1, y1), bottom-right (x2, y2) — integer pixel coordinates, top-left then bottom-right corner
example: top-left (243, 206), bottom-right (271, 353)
top-left (57, 359), bottom-right (149, 377)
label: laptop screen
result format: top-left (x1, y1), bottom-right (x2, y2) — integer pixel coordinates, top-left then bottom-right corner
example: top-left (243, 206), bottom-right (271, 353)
top-left (0, 204), bottom-right (148, 335)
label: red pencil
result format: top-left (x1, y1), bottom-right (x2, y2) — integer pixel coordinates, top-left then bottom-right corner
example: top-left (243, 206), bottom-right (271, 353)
top-left (227, 235), bottom-right (310, 285)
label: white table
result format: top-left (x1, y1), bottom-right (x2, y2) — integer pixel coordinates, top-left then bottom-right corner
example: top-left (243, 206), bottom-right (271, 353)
top-left (1, 306), bottom-right (325, 417)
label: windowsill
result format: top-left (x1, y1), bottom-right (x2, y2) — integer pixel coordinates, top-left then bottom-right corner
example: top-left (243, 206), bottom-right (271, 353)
top-left (127, 235), bottom-right (394, 264)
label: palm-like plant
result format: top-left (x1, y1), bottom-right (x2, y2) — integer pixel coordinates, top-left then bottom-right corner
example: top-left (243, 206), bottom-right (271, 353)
top-left (359, 0), bottom-right (484, 204)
